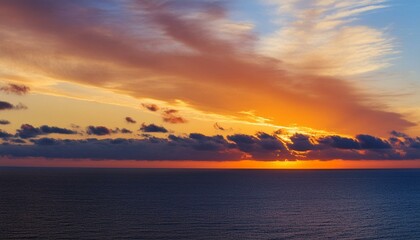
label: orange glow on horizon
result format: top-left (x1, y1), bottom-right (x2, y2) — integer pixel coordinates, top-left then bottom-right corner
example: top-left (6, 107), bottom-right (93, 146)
top-left (1, 158), bottom-right (420, 169)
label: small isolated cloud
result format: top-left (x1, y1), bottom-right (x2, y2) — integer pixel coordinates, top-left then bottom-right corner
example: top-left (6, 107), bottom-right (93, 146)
top-left (140, 123), bottom-right (168, 133)
top-left (162, 109), bottom-right (187, 124)
top-left (113, 128), bottom-right (133, 134)
top-left (0, 120), bottom-right (10, 125)
top-left (141, 103), bottom-right (159, 112)
top-left (0, 101), bottom-right (27, 111)
top-left (214, 122), bottom-right (225, 131)
top-left (125, 117), bottom-right (136, 124)
top-left (16, 124), bottom-right (77, 139)
top-left (0, 83), bottom-right (30, 95)
top-left (86, 126), bottom-right (111, 136)
top-left (213, 122), bottom-right (232, 131)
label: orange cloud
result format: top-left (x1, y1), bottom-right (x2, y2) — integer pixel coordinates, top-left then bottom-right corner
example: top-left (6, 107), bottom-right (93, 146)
top-left (0, 0), bottom-right (414, 137)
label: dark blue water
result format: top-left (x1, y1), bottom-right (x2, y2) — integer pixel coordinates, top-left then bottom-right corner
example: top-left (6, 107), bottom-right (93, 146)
top-left (1, 168), bottom-right (420, 239)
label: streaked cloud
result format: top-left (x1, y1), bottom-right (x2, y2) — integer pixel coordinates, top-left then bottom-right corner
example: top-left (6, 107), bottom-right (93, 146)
top-left (0, 0), bottom-right (413, 136)
top-left (0, 83), bottom-right (30, 95)
top-left (260, 0), bottom-right (392, 76)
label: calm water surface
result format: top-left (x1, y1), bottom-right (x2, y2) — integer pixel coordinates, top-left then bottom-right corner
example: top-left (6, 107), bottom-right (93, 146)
top-left (1, 168), bottom-right (420, 239)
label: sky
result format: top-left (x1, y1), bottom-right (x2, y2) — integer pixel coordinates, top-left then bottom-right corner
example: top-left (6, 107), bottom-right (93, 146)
top-left (0, 0), bottom-right (420, 169)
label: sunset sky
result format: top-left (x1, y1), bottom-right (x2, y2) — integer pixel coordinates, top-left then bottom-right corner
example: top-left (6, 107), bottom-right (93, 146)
top-left (1, 0), bottom-right (420, 168)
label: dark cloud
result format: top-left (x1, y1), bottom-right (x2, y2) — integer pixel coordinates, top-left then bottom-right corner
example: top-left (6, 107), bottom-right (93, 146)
top-left (9, 138), bottom-right (26, 144)
top-left (187, 133), bottom-right (232, 151)
top-left (162, 109), bottom-right (187, 124)
top-left (32, 137), bottom-right (59, 146)
top-left (16, 124), bottom-right (42, 139)
top-left (141, 103), bottom-right (159, 112)
top-left (0, 120), bottom-right (10, 125)
top-left (113, 128), bottom-right (133, 134)
top-left (0, 101), bottom-right (14, 110)
top-left (125, 117), bottom-right (136, 124)
top-left (214, 122), bottom-right (225, 131)
top-left (0, 83), bottom-right (30, 95)
top-left (0, 130), bottom-right (420, 161)
top-left (16, 124), bottom-right (77, 139)
top-left (356, 134), bottom-right (391, 149)
top-left (0, 137), bottom-right (242, 161)
top-left (288, 134), bottom-right (315, 151)
top-left (86, 126), bottom-right (111, 136)
top-left (0, 101), bottom-right (27, 111)
top-left (0, 130), bottom-right (13, 139)
top-left (390, 130), bottom-right (409, 138)
top-left (40, 125), bottom-right (76, 135)
top-left (227, 133), bottom-right (289, 160)
top-left (140, 123), bottom-right (168, 133)
top-left (318, 135), bottom-right (360, 149)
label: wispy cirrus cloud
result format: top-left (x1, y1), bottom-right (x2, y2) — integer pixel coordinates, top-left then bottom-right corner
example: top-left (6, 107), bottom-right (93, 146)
top-left (260, 0), bottom-right (393, 76)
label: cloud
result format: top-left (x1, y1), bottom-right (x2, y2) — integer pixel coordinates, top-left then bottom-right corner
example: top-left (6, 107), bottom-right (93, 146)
top-left (260, 0), bottom-right (392, 76)
top-left (356, 134), bottom-right (391, 149)
top-left (213, 122), bottom-right (225, 131)
top-left (86, 126), bottom-right (133, 135)
top-left (39, 125), bottom-right (76, 135)
top-left (86, 126), bottom-right (111, 136)
top-left (140, 123), bottom-right (168, 133)
top-left (0, 130), bottom-right (13, 139)
top-left (162, 109), bottom-right (187, 124)
top-left (288, 134), bottom-right (316, 151)
top-left (141, 103), bottom-right (159, 112)
top-left (0, 101), bottom-right (27, 111)
top-left (0, 120), bottom-right (10, 125)
top-left (0, 130), bottom-right (420, 161)
top-left (0, 137), bottom-right (242, 161)
top-left (114, 128), bottom-right (132, 134)
top-left (125, 117), bottom-right (137, 124)
top-left (0, 0), bottom-right (413, 136)
top-left (16, 124), bottom-right (77, 139)
top-left (227, 132), bottom-right (290, 160)
top-left (318, 135), bottom-right (360, 149)
top-left (0, 83), bottom-right (30, 95)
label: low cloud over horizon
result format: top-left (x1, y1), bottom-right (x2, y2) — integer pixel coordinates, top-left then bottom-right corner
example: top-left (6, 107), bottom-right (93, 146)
top-left (1, 122), bottom-right (419, 161)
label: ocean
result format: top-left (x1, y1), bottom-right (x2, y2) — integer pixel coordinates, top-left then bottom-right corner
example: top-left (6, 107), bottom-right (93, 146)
top-left (1, 168), bottom-right (420, 239)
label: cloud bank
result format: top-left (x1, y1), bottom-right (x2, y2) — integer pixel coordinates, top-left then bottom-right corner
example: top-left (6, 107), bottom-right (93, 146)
top-left (1, 125), bottom-right (419, 161)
